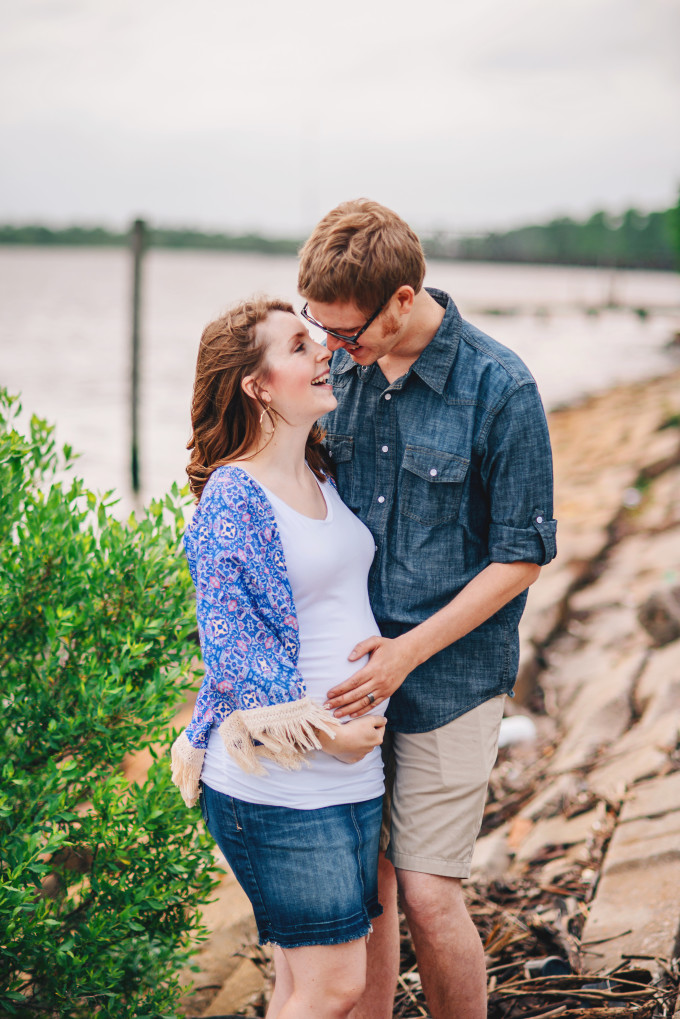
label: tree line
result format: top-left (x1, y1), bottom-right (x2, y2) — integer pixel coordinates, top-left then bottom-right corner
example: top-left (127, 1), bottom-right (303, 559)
top-left (424, 205), bottom-right (678, 270)
top-left (0, 199), bottom-right (678, 269)
top-left (0, 223), bottom-right (299, 255)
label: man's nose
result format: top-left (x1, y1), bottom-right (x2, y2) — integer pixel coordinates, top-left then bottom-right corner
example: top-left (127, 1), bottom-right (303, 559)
top-left (326, 334), bottom-right (356, 353)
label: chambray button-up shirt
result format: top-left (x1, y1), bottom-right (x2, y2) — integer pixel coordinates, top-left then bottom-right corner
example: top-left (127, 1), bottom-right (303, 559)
top-left (322, 288), bottom-right (557, 734)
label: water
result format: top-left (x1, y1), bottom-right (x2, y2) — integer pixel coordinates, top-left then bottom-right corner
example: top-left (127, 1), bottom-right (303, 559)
top-left (1, 246), bottom-right (678, 514)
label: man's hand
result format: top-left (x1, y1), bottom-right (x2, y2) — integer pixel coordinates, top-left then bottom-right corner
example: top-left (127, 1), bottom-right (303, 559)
top-left (317, 714), bottom-right (387, 763)
top-left (325, 635), bottom-right (416, 719)
top-left (324, 561), bottom-right (542, 720)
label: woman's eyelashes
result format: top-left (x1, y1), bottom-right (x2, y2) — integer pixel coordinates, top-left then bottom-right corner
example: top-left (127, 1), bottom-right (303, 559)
top-left (293, 329), bottom-right (315, 353)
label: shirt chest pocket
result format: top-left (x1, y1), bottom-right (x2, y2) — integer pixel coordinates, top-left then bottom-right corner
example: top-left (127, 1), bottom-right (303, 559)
top-left (325, 434), bottom-right (357, 509)
top-left (400, 446), bottom-right (469, 526)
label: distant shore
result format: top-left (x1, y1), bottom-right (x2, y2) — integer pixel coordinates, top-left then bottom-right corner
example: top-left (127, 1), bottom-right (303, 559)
top-left (1, 202), bottom-right (677, 270)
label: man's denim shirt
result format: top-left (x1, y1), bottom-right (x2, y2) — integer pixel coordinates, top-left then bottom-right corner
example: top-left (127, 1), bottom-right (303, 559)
top-left (321, 288), bottom-right (557, 734)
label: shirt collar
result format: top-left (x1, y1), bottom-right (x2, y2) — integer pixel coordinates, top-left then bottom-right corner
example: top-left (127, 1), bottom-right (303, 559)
top-left (410, 288), bottom-right (461, 395)
top-left (329, 287), bottom-right (461, 394)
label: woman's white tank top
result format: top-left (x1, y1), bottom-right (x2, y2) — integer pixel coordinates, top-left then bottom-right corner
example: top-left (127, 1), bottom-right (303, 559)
top-left (200, 474), bottom-right (387, 808)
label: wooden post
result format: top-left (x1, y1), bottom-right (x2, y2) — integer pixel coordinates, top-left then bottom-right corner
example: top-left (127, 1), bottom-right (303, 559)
top-left (130, 219), bottom-right (146, 496)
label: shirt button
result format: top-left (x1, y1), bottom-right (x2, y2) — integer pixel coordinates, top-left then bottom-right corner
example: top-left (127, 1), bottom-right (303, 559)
top-left (384, 393), bottom-right (392, 401)
top-left (381, 445), bottom-right (389, 453)
top-left (378, 496), bottom-right (385, 503)
top-left (429, 468), bottom-right (438, 477)
top-left (536, 515), bottom-right (543, 523)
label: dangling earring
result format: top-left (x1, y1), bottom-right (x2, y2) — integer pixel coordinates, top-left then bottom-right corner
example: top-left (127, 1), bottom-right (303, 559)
top-left (259, 403), bottom-right (273, 426)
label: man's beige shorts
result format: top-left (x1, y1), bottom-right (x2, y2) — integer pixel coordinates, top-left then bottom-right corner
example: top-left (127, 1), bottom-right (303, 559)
top-left (380, 695), bottom-right (505, 879)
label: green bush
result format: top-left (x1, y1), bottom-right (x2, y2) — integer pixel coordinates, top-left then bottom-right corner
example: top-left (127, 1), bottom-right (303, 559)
top-left (0, 391), bottom-right (217, 1018)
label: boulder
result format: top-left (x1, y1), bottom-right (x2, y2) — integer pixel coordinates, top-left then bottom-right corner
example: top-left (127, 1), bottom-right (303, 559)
top-left (581, 773), bottom-right (680, 976)
top-left (637, 585), bottom-right (680, 646)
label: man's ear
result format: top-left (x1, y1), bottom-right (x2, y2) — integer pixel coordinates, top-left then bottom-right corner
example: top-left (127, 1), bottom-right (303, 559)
top-left (394, 285), bottom-right (415, 316)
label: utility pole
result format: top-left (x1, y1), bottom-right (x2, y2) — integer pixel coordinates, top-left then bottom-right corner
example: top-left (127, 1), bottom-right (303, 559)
top-left (130, 218), bottom-right (146, 497)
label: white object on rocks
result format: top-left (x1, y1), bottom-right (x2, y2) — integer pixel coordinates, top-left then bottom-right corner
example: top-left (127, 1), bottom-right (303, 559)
top-left (498, 714), bottom-right (538, 748)
top-left (622, 487), bottom-right (643, 509)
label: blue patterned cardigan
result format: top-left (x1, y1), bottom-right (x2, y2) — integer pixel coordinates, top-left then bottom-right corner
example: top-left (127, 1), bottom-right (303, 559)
top-left (171, 464), bottom-right (339, 807)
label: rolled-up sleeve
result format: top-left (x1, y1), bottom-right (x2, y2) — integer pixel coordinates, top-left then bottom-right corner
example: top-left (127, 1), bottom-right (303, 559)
top-left (482, 382), bottom-right (557, 566)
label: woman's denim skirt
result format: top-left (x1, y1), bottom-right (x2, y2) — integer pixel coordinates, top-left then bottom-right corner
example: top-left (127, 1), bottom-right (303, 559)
top-left (200, 784), bottom-right (383, 948)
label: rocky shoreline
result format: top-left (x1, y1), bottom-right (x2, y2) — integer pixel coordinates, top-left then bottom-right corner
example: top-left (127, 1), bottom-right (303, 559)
top-left (177, 366), bottom-right (680, 1018)
top-left (468, 366), bottom-right (680, 1017)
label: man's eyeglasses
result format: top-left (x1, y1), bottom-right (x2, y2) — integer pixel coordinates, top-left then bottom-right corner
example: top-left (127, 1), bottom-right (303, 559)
top-left (300, 301), bottom-right (386, 347)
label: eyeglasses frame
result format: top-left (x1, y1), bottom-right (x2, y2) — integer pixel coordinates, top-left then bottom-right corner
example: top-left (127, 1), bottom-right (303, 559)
top-left (300, 300), bottom-right (387, 347)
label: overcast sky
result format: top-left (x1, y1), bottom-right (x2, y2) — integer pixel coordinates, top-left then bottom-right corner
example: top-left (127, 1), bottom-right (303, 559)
top-left (1, 0), bottom-right (678, 235)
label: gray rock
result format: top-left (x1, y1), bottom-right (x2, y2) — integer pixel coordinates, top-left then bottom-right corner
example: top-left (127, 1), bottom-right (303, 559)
top-left (637, 585), bottom-right (680, 646)
top-left (581, 772), bottom-right (680, 977)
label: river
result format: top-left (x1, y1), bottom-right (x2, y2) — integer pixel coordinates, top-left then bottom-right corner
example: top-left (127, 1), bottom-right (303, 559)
top-left (1, 246), bottom-right (678, 514)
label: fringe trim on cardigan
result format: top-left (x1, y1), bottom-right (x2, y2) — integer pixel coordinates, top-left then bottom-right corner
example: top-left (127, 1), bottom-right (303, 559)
top-left (170, 698), bottom-right (341, 807)
top-left (217, 697), bottom-right (341, 775)
top-left (170, 731), bottom-right (206, 808)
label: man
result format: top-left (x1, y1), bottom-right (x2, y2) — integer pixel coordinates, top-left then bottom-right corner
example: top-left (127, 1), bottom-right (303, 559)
top-left (298, 199), bottom-right (557, 1019)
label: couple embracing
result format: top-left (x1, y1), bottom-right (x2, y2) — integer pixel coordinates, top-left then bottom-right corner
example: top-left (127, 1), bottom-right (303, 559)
top-left (172, 199), bottom-right (557, 1019)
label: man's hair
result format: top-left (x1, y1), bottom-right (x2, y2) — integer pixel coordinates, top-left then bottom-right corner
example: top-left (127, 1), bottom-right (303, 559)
top-left (298, 198), bottom-right (426, 314)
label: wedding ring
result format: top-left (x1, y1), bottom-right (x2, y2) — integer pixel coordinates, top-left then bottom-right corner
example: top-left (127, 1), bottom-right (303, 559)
top-left (366, 692), bottom-right (375, 705)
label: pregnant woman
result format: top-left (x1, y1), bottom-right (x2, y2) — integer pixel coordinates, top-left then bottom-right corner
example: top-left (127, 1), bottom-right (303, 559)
top-left (171, 297), bottom-right (388, 1019)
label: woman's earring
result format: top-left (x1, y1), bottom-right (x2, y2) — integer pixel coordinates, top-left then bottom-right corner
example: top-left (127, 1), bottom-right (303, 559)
top-left (259, 403), bottom-right (273, 426)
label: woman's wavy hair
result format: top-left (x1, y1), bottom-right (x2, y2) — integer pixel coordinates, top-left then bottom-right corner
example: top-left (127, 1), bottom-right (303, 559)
top-left (187, 296), bottom-right (331, 500)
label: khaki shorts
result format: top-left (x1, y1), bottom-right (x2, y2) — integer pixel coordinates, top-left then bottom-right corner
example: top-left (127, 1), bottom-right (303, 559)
top-left (380, 695), bottom-right (505, 879)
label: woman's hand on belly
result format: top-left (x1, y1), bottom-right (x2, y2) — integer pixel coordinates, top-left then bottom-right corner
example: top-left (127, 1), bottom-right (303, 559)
top-left (316, 715), bottom-right (387, 764)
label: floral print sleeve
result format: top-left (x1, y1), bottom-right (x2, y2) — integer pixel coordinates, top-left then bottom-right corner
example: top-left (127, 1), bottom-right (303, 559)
top-left (170, 466), bottom-right (339, 807)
